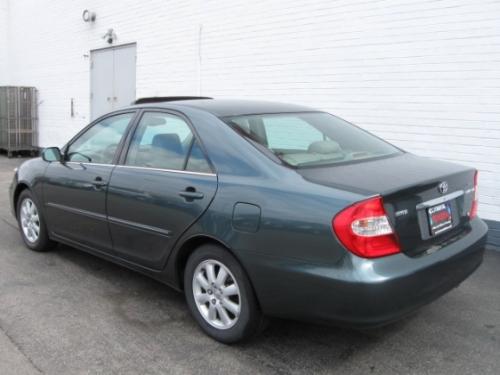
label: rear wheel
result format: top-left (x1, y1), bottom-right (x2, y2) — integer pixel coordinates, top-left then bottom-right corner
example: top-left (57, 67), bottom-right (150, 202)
top-left (17, 190), bottom-right (56, 252)
top-left (184, 244), bottom-right (265, 343)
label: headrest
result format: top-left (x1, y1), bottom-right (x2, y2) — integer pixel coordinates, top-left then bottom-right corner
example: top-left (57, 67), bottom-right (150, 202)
top-left (152, 133), bottom-right (183, 155)
top-left (308, 140), bottom-right (341, 154)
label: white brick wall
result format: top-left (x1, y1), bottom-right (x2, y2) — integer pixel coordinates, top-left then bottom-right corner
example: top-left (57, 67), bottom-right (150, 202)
top-left (1, 0), bottom-right (499, 221)
top-left (0, 0), bottom-right (8, 82)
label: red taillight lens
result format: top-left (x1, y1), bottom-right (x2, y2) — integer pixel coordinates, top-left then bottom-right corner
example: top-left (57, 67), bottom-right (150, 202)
top-left (332, 196), bottom-right (400, 258)
top-left (470, 170), bottom-right (479, 219)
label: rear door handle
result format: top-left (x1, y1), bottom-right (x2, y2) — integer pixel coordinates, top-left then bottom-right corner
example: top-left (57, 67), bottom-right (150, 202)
top-left (179, 187), bottom-right (204, 201)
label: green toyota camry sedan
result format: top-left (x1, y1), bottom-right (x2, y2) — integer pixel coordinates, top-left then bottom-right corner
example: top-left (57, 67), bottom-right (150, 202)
top-left (10, 97), bottom-right (487, 343)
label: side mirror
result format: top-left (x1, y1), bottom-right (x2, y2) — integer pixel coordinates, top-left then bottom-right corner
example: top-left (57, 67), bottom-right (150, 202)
top-left (42, 147), bottom-right (63, 162)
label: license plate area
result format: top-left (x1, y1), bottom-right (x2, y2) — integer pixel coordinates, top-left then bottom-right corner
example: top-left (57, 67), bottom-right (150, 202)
top-left (428, 202), bottom-right (453, 236)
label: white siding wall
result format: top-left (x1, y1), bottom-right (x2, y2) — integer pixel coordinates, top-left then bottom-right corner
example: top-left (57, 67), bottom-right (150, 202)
top-left (2, 0), bottom-right (500, 221)
top-left (0, 0), bottom-right (9, 82)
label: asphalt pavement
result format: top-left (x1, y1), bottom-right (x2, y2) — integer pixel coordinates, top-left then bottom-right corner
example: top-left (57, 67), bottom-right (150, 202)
top-left (0, 156), bottom-right (499, 374)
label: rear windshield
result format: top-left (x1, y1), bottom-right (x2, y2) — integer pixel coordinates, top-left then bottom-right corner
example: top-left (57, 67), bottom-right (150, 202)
top-left (223, 112), bottom-right (401, 168)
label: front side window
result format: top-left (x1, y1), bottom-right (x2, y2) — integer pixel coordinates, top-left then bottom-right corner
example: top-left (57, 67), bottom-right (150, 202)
top-left (224, 112), bottom-right (401, 167)
top-left (125, 112), bottom-right (211, 172)
top-left (66, 113), bottom-right (134, 164)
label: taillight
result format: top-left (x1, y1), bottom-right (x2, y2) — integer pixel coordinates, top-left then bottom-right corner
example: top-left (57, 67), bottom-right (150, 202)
top-left (332, 196), bottom-right (400, 258)
top-left (470, 170), bottom-right (479, 219)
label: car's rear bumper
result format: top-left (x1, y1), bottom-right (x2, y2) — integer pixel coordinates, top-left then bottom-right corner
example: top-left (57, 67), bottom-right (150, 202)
top-left (240, 218), bottom-right (488, 327)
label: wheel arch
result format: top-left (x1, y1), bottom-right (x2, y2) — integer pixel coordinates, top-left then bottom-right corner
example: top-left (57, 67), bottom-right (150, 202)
top-left (173, 235), bottom-right (261, 309)
top-left (13, 182), bottom-right (31, 217)
top-left (175, 235), bottom-right (231, 289)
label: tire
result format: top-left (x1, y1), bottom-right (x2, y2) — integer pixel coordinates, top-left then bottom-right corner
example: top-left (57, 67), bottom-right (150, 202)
top-left (184, 244), bottom-right (265, 343)
top-left (16, 189), bottom-right (56, 252)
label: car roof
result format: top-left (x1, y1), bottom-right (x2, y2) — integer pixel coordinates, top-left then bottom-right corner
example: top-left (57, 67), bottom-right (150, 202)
top-left (129, 98), bottom-right (318, 117)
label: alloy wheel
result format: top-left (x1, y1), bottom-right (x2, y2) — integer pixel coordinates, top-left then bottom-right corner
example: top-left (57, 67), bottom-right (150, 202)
top-left (20, 198), bottom-right (40, 243)
top-left (192, 259), bottom-right (241, 330)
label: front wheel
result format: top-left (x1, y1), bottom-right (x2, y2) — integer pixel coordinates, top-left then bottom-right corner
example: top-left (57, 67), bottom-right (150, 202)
top-left (184, 244), bottom-right (265, 343)
top-left (17, 190), bottom-right (56, 252)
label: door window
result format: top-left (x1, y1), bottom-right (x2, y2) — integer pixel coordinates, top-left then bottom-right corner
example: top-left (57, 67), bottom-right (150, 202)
top-left (66, 113), bottom-right (134, 164)
top-left (125, 112), bottom-right (211, 172)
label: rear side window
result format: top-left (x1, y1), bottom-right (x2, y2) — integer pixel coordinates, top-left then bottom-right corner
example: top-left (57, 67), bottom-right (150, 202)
top-left (125, 112), bottom-right (212, 173)
top-left (186, 140), bottom-right (212, 173)
top-left (224, 112), bottom-right (401, 168)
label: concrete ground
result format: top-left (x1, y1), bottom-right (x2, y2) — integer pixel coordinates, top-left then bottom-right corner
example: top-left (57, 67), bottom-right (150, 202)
top-left (0, 156), bottom-right (499, 375)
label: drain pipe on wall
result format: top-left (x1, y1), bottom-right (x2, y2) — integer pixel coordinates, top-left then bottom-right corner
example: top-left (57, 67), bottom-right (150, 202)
top-left (197, 24), bottom-right (203, 96)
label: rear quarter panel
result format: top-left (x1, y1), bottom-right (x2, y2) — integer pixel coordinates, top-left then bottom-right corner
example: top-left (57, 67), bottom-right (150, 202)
top-left (164, 166), bottom-right (366, 288)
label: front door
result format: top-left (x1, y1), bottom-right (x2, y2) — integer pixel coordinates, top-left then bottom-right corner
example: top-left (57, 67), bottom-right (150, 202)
top-left (43, 112), bottom-right (136, 250)
top-left (90, 44), bottom-right (136, 120)
top-left (106, 111), bottom-right (218, 269)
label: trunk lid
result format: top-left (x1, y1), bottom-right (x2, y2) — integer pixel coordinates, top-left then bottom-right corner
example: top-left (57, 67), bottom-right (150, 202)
top-left (298, 153), bottom-right (476, 256)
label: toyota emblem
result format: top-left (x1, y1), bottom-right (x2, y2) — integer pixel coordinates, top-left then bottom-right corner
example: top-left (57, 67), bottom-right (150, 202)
top-left (438, 181), bottom-right (449, 194)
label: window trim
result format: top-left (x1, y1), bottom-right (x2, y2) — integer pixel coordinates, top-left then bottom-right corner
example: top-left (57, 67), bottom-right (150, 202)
top-left (61, 109), bottom-right (139, 166)
top-left (114, 164), bottom-right (216, 177)
top-left (117, 108), bottom-right (216, 174)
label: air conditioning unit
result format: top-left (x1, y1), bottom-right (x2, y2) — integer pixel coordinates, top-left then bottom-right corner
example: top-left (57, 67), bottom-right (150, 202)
top-left (0, 86), bottom-right (38, 157)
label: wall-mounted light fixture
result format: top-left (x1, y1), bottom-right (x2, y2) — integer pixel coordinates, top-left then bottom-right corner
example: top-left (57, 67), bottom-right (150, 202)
top-left (102, 29), bottom-right (117, 44)
top-left (82, 9), bottom-right (96, 23)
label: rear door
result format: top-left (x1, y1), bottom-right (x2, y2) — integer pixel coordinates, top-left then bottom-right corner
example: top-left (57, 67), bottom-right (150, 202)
top-left (106, 110), bottom-right (217, 269)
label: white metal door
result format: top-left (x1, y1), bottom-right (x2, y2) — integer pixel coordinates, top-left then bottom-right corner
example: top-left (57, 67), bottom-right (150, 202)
top-left (90, 44), bottom-right (136, 120)
top-left (113, 45), bottom-right (136, 112)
